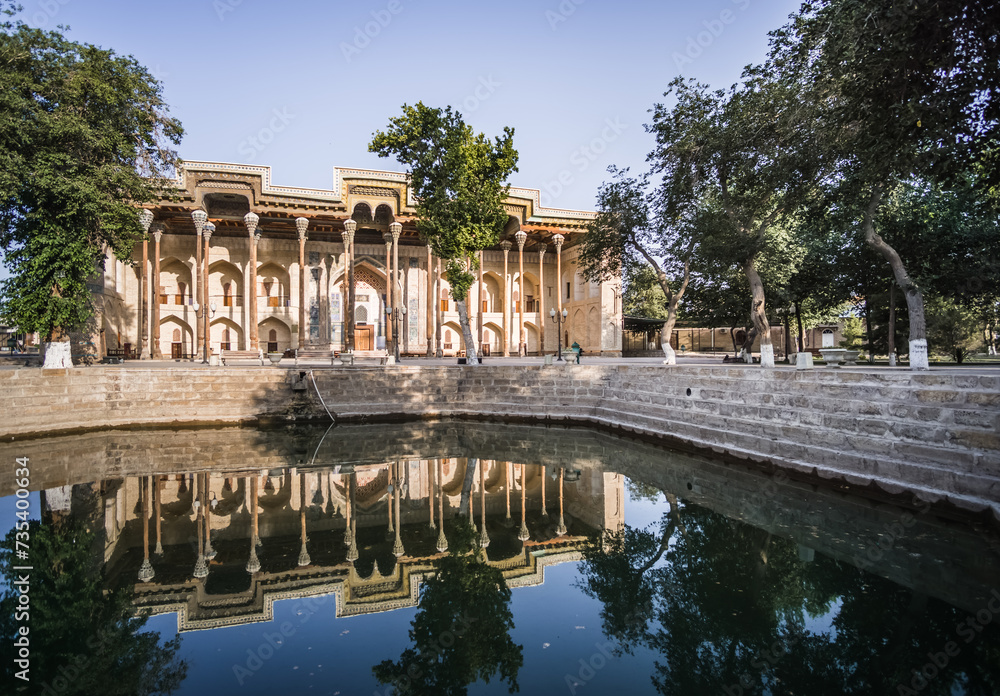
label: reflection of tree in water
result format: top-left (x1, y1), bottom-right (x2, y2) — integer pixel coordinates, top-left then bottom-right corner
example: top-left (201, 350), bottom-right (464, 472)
top-left (579, 497), bottom-right (1000, 695)
top-left (0, 516), bottom-right (187, 695)
top-left (373, 521), bottom-right (523, 695)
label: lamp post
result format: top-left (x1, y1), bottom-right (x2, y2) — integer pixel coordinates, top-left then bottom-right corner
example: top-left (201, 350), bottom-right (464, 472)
top-left (386, 305), bottom-right (407, 362)
top-left (549, 307), bottom-right (568, 361)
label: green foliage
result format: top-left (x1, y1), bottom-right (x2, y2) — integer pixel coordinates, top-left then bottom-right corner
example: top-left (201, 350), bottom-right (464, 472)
top-left (622, 264), bottom-right (669, 319)
top-left (0, 515), bottom-right (187, 695)
top-left (838, 316), bottom-right (864, 351)
top-left (369, 103), bottom-right (517, 302)
top-left (578, 499), bottom-right (1000, 695)
top-left (372, 549), bottom-right (523, 695)
top-left (0, 14), bottom-right (182, 339)
top-left (925, 295), bottom-right (983, 363)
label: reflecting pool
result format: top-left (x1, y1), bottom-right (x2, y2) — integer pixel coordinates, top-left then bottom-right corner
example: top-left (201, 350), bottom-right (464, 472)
top-left (1, 421), bottom-right (999, 695)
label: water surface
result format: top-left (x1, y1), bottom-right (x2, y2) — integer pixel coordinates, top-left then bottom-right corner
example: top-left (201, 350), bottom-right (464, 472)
top-left (1, 422), bottom-right (998, 695)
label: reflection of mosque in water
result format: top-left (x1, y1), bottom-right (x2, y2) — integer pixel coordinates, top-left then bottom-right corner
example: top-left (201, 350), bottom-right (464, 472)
top-left (57, 460), bottom-right (623, 631)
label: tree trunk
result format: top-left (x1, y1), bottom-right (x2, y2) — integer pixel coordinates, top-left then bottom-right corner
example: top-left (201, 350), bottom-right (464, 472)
top-left (861, 187), bottom-right (928, 369)
top-left (456, 458), bottom-right (478, 518)
top-left (888, 283), bottom-right (897, 366)
top-left (43, 325), bottom-right (73, 369)
top-left (455, 299), bottom-right (479, 365)
top-left (730, 327), bottom-right (739, 352)
top-left (862, 287), bottom-right (874, 364)
top-left (794, 300), bottom-right (804, 352)
top-left (656, 264), bottom-right (689, 366)
top-left (743, 257), bottom-right (774, 367)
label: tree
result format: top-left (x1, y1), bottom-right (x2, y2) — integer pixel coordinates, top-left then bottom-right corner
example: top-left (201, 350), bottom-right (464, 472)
top-left (578, 167), bottom-right (691, 364)
top-left (770, 0), bottom-right (1000, 369)
top-left (372, 522), bottom-right (523, 695)
top-left (0, 5), bottom-right (182, 367)
top-left (370, 103), bottom-right (518, 365)
top-left (647, 75), bottom-right (820, 367)
top-left (0, 514), bottom-right (188, 695)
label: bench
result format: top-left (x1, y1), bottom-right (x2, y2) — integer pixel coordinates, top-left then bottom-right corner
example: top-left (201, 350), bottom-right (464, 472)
top-left (295, 349), bottom-right (354, 366)
top-left (221, 349), bottom-right (264, 366)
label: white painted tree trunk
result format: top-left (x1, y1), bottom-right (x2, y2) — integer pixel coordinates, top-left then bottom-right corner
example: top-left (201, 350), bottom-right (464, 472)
top-left (662, 341), bottom-right (676, 365)
top-left (759, 343), bottom-right (775, 368)
top-left (43, 341), bottom-right (73, 369)
top-left (456, 299), bottom-right (479, 365)
top-left (909, 339), bottom-right (929, 370)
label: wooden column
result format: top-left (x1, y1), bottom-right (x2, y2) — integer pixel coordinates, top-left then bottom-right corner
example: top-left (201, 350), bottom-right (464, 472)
top-left (477, 250), bottom-right (484, 349)
top-left (500, 241), bottom-right (511, 357)
top-left (202, 224), bottom-right (213, 362)
top-left (435, 258), bottom-right (443, 357)
top-left (342, 219), bottom-right (357, 351)
top-left (554, 234), bottom-right (564, 349)
top-left (391, 222), bottom-right (401, 354)
top-left (191, 211), bottom-right (205, 356)
top-left (538, 243), bottom-right (547, 354)
top-left (138, 210), bottom-right (153, 359)
top-left (384, 232), bottom-right (393, 350)
top-left (426, 245), bottom-right (434, 356)
top-left (515, 230), bottom-right (527, 356)
top-left (244, 212), bottom-right (260, 351)
top-left (151, 226), bottom-right (163, 359)
top-left (296, 218), bottom-right (309, 348)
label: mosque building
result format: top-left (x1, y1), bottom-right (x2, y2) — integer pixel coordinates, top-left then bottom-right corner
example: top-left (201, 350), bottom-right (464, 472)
top-left (93, 161), bottom-right (623, 360)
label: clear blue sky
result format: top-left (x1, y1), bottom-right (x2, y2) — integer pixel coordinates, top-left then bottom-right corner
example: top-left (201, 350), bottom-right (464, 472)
top-left (14, 0), bottom-right (800, 212)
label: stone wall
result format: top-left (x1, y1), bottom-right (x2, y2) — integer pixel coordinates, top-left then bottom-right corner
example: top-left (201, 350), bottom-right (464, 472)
top-left (1, 364), bottom-right (997, 515)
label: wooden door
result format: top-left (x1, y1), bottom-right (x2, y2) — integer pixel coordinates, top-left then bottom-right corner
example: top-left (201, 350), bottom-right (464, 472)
top-left (356, 326), bottom-right (373, 351)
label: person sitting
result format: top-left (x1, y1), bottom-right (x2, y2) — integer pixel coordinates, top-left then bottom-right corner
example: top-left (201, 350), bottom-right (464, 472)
top-left (722, 354), bottom-right (732, 363)
top-left (570, 341), bottom-right (581, 364)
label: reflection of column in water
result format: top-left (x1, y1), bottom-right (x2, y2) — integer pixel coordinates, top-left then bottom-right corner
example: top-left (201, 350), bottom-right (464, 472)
top-left (479, 460), bottom-right (490, 549)
top-left (436, 460), bottom-right (448, 553)
top-left (387, 464), bottom-right (395, 535)
top-left (540, 464), bottom-right (548, 517)
top-left (505, 461), bottom-right (512, 522)
top-left (518, 464), bottom-right (529, 542)
top-left (556, 468), bottom-right (567, 537)
top-left (194, 473), bottom-right (208, 579)
top-left (154, 475), bottom-right (163, 556)
top-left (468, 458), bottom-right (476, 533)
top-left (346, 473), bottom-right (358, 563)
top-left (298, 472), bottom-right (311, 567)
top-left (393, 462), bottom-right (405, 558)
top-left (138, 476), bottom-right (154, 583)
top-left (205, 473), bottom-right (215, 560)
top-left (247, 475), bottom-right (260, 574)
top-left (428, 459), bottom-right (436, 530)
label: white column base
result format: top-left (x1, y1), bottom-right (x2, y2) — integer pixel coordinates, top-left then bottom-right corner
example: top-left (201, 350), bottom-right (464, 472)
top-left (759, 343), bottom-right (775, 368)
top-left (909, 339), bottom-right (929, 370)
top-left (42, 341), bottom-right (73, 369)
top-left (662, 342), bottom-right (676, 365)
top-left (888, 354), bottom-right (897, 367)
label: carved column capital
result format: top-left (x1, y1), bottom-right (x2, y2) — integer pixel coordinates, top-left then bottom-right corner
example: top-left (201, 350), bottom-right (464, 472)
top-left (244, 211), bottom-right (260, 237)
top-left (139, 209), bottom-right (154, 232)
top-left (295, 217), bottom-right (309, 240)
top-left (514, 230), bottom-right (527, 250)
top-left (552, 233), bottom-right (564, 251)
top-left (191, 209), bottom-right (208, 234)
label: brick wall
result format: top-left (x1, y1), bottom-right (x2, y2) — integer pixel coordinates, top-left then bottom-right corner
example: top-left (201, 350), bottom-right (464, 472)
top-left (1, 364), bottom-right (997, 514)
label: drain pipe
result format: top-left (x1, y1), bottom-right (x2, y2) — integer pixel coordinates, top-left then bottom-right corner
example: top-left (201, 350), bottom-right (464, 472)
top-left (308, 370), bottom-right (336, 423)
